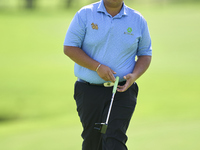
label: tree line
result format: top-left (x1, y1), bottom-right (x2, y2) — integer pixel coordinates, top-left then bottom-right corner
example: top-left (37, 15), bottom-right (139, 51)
top-left (24, 0), bottom-right (200, 9)
top-left (24, 0), bottom-right (97, 9)
top-left (0, 0), bottom-right (199, 10)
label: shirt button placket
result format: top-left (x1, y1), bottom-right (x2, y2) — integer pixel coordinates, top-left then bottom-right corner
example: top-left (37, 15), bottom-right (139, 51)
top-left (110, 18), bottom-right (114, 37)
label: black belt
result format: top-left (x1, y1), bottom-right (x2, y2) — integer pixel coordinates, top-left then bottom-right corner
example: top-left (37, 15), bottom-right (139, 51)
top-left (77, 78), bottom-right (105, 86)
top-left (77, 78), bottom-right (126, 87)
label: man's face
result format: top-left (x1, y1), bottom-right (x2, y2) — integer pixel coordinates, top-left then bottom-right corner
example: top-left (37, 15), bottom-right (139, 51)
top-left (103, 0), bottom-right (124, 8)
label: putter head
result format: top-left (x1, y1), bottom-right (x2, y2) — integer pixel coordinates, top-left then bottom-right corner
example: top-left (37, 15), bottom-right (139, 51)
top-left (94, 123), bottom-right (108, 134)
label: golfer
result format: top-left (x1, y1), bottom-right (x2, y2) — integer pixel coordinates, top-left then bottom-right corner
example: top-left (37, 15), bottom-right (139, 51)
top-left (64, 0), bottom-right (152, 150)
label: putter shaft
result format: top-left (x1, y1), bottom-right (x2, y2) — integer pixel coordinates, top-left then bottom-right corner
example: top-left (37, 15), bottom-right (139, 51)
top-left (105, 93), bottom-right (115, 124)
top-left (94, 76), bottom-right (119, 134)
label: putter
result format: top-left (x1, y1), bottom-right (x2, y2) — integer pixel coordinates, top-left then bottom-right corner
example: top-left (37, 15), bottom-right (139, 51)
top-left (94, 76), bottom-right (119, 134)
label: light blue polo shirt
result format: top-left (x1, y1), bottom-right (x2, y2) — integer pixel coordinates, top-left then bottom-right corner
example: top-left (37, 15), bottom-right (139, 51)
top-left (64, 0), bottom-right (152, 84)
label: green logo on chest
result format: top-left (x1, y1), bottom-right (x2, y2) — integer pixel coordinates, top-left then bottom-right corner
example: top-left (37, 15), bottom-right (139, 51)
top-left (127, 27), bottom-right (132, 33)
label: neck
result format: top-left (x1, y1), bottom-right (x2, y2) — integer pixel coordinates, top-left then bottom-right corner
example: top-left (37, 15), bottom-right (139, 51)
top-left (104, 1), bottom-right (123, 17)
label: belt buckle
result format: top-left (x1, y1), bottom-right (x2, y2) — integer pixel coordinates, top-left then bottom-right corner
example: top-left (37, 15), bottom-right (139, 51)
top-left (103, 82), bottom-right (114, 87)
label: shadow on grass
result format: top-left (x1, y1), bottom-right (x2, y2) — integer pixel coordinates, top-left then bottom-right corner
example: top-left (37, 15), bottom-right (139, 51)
top-left (0, 115), bottom-right (19, 123)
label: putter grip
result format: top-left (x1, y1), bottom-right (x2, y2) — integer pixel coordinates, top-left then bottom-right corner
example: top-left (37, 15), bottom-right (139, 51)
top-left (112, 76), bottom-right (119, 94)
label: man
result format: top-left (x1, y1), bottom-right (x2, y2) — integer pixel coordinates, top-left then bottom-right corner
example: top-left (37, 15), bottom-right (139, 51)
top-left (63, 0), bottom-right (152, 149)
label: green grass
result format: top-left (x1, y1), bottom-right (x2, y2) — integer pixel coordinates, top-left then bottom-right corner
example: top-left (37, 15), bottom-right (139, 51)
top-left (0, 2), bottom-right (200, 150)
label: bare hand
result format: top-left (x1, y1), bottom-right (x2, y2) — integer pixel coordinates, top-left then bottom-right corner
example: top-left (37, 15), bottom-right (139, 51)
top-left (117, 74), bottom-right (136, 92)
top-left (97, 64), bottom-right (116, 82)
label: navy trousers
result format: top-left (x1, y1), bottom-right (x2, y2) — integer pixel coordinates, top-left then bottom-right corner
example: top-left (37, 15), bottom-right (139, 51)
top-left (74, 81), bottom-right (138, 150)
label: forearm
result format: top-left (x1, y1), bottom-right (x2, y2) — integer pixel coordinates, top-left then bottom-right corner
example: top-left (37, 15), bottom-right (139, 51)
top-left (132, 55), bottom-right (152, 81)
top-left (64, 46), bottom-right (116, 82)
top-left (64, 46), bottom-right (99, 71)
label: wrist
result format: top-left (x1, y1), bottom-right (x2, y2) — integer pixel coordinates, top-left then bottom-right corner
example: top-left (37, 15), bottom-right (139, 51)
top-left (96, 63), bottom-right (101, 72)
top-left (130, 73), bottom-right (139, 81)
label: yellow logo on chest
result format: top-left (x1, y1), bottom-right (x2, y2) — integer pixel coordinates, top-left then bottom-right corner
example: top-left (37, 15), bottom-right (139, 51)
top-left (91, 23), bottom-right (98, 30)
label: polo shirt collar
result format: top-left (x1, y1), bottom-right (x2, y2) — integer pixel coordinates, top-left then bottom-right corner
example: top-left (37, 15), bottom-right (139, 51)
top-left (97, 0), bottom-right (128, 17)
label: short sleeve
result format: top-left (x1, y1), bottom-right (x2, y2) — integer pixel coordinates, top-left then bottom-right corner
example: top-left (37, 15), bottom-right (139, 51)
top-left (63, 11), bottom-right (86, 48)
top-left (137, 20), bottom-right (152, 56)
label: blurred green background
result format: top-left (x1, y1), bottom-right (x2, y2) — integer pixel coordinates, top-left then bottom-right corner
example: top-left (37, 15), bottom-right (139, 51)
top-left (0, 0), bottom-right (200, 149)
